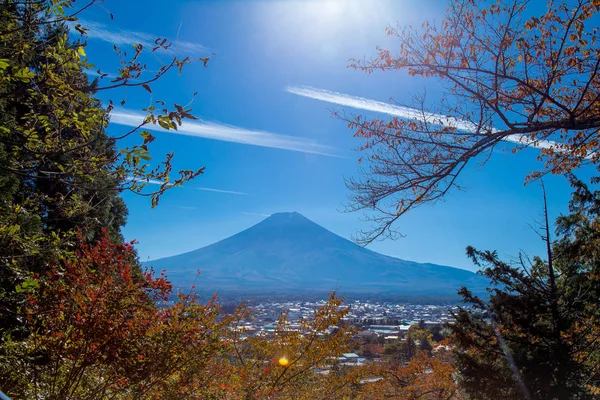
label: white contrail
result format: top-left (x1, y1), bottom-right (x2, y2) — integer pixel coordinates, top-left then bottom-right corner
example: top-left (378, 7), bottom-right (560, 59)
top-left (71, 19), bottom-right (208, 56)
top-left (286, 85), bottom-right (478, 131)
top-left (286, 85), bottom-right (560, 150)
top-left (110, 109), bottom-right (342, 158)
top-left (126, 177), bottom-right (167, 186)
top-left (197, 187), bottom-right (248, 195)
top-left (125, 177), bottom-right (247, 195)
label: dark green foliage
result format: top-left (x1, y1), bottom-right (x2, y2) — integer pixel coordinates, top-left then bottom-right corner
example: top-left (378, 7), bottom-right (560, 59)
top-left (384, 338), bottom-right (416, 363)
top-left (418, 336), bottom-right (432, 353)
top-left (0, 0), bottom-right (203, 340)
top-left (0, 2), bottom-right (132, 341)
top-left (451, 176), bottom-right (600, 399)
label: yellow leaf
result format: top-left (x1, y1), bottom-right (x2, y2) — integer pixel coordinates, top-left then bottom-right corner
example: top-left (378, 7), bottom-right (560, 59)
top-left (77, 46), bottom-right (86, 57)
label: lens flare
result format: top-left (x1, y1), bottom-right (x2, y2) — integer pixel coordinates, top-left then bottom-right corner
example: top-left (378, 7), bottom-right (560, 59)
top-left (278, 357), bottom-right (289, 367)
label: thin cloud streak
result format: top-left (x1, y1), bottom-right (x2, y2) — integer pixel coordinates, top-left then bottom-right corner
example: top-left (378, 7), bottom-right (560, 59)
top-left (286, 85), bottom-right (559, 150)
top-left (126, 177), bottom-right (246, 195)
top-left (287, 85), bottom-right (444, 123)
top-left (197, 187), bottom-right (248, 195)
top-left (126, 177), bottom-right (168, 186)
top-left (73, 19), bottom-right (208, 56)
top-left (110, 109), bottom-right (342, 157)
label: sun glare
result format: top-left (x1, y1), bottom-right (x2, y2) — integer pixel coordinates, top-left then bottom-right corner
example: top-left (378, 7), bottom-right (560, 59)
top-left (309, 0), bottom-right (345, 25)
top-left (257, 0), bottom-right (393, 58)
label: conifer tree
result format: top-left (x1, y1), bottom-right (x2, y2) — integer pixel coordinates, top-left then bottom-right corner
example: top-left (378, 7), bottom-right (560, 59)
top-left (452, 176), bottom-right (600, 399)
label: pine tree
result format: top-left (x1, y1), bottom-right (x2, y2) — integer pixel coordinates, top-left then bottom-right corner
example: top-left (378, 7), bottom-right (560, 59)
top-left (451, 176), bottom-right (600, 399)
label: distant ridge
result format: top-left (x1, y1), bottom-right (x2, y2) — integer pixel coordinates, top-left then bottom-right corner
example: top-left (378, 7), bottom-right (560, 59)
top-left (144, 212), bottom-right (489, 299)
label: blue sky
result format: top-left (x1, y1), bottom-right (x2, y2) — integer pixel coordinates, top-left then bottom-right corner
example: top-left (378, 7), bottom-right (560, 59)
top-left (77, 0), bottom-right (592, 271)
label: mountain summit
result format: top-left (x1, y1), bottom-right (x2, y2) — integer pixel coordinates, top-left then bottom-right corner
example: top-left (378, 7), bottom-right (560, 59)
top-left (145, 212), bottom-right (488, 298)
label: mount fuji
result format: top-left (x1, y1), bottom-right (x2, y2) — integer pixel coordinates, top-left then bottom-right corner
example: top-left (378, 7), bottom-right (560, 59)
top-left (144, 212), bottom-right (489, 299)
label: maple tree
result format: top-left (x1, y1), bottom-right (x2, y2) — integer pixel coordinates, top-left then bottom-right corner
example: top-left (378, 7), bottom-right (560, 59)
top-left (360, 350), bottom-right (464, 399)
top-left (211, 293), bottom-right (363, 399)
top-left (343, 0), bottom-right (600, 244)
top-left (1, 231), bottom-right (233, 399)
top-left (351, 324), bottom-right (461, 399)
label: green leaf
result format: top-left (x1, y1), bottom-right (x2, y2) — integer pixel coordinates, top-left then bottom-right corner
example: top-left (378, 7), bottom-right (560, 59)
top-left (15, 278), bottom-right (39, 294)
top-left (158, 119), bottom-right (170, 130)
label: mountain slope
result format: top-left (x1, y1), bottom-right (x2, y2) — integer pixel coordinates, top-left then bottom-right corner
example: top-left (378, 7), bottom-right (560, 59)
top-left (144, 212), bottom-right (489, 297)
